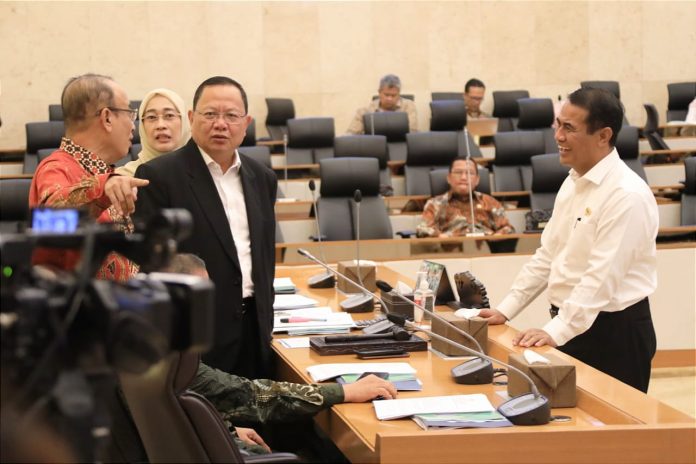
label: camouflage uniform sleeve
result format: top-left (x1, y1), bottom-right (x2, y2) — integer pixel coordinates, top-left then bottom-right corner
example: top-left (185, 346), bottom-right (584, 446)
top-left (484, 194), bottom-right (515, 234)
top-left (416, 198), bottom-right (441, 237)
top-left (190, 363), bottom-right (344, 424)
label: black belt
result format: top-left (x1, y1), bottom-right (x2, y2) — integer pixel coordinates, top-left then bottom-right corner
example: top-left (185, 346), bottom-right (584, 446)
top-left (550, 298), bottom-right (648, 318)
top-left (241, 296), bottom-right (255, 315)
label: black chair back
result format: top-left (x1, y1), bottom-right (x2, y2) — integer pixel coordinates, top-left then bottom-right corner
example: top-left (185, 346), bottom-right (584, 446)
top-left (530, 153), bottom-right (568, 211)
top-left (286, 117), bottom-right (335, 165)
top-left (492, 90), bottom-right (530, 132)
top-left (430, 100), bottom-right (467, 131)
top-left (265, 98), bottom-right (296, 141)
top-left (432, 92), bottom-right (464, 101)
top-left (667, 82), bottom-right (696, 122)
top-left (48, 104), bottom-right (64, 121)
top-left (492, 131), bottom-right (545, 191)
top-left (682, 157), bottom-right (696, 226)
top-left (615, 126), bottom-right (647, 181)
top-left (0, 177), bottom-right (32, 233)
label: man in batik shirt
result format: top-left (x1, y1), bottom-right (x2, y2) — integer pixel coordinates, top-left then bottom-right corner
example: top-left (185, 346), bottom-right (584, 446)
top-left (29, 73), bottom-right (149, 281)
top-left (417, 158), bottom-right (514, 237)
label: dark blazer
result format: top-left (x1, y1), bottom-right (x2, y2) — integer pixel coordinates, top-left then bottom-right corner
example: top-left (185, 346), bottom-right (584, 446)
top-left (134, 138), bottom-right (277, 369)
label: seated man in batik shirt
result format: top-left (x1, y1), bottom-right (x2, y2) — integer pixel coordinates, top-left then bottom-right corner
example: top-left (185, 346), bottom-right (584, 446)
top-left (417, 158), bottom-right (514, 238)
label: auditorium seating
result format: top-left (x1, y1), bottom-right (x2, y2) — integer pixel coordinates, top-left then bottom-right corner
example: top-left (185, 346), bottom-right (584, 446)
top-left (265, 97), bottom-right (295, 141)
top-left (334, 134), bottom-right (391, 187)
top-left (642, 103), bottom-right (670, 150)
top-left (0, 177), bottom-right (32, 233)
top-left (492, 90), bottom-right (530, 132)
top-left (615, 126), bottom-right (647, 182)
top-left (362, 111), bottom-right (410, 162)
top-left (241, 118), bottom-right (256, 147)
top-left (529, 153), bottom-right (567, 211)
top-left (682, 157), bottom-right (696, 226)
top-left (404, 131), bottom-right (459, 196)
top-left (429, 100), bottom-right (482, 158)
top-left (285, 117), bottom-right (335, 165)
top-left (317, 157), bottom-right (393, 240)
top-left (23, 121), bottom-right (65, 174)
top-left (666, 82), bottom-right (696, 122)
top-left (238, 145), bottom-right (272, 168)
top-left (516, 98), bottom-right (557, 153)
top-left (431, 92), bottom-right (463, 101)
top-left (492, 131), bottom-right (545, 192)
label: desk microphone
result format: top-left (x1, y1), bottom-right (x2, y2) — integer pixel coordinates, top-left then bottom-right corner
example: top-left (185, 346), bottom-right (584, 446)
top-left (307, 180), bottom-right (335, 288)
top-left (375, 280), bottom-right (550, 426)
top-left (339, 190), bottom-right (374, 313)
top-left (463, 127), bottom-right (484, 238)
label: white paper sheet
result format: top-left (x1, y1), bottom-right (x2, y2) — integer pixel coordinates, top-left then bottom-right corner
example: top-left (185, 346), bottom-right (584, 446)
top-left (373, 394), bottom-right (495, 420)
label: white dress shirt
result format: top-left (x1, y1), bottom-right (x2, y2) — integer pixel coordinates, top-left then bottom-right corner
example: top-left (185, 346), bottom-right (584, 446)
top-left (497, 149), bottom-right (658, 346)
top-left (200, 149), bottom-right (254, 298)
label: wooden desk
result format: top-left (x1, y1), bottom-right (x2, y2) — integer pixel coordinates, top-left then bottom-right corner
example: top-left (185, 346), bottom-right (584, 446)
top-left (272, 266), bottom-right (695, 463)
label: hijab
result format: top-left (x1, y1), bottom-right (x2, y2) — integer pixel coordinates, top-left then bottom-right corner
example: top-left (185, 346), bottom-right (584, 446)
top-left (115, 88), bottom-right (191, 176)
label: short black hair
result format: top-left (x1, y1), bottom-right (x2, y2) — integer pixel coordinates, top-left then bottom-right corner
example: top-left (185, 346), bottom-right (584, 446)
top-left (567, 87), bottom-right (624, 146)
top-left (465, 78), bottom-right (485, 93)
top-left (192, 76), bottom-right (248, 113)
top-left (449, 157), bottom-right (478, 173)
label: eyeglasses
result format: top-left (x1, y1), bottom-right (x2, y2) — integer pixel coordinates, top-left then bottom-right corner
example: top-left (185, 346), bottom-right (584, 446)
top-left (196, 111), bottom-right (246, 125)
top-left (450, 170), bottom-right (478, 178)
top-left (96, 107), bottom-right (138, 121)
top-left (141, 112), bottom-right (181, 124)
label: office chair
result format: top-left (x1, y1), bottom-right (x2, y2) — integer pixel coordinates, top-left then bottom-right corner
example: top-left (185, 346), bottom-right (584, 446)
top-left (681, 157), bottom-right (696, 226)
top-left (666, 82), bottom-right (696, 122)
top-left (431, 92), bottom-right (464, 101)
top-left (429, 166), bottom-right (491, 196)
top-left (492, 131), bottom-right (545, 192)
top-left (265, 98), bottom-right (296, 141)
top-left (404, 131), bottom-right (459, 196)
top-left (120, 352), bottom-right (299, 463)
top-left (286, 117), bottom-right (335, 165)
top-left (529, 153), bottom-right (568, 211)
top-left (241, 119), bottom-right (257, 147)
top-left (334, 134), bottom-right (391, 187)
top-left (615, 126), bottom-right (647, 182)
top-left (516, 98), bottom-right (557, 153)
top-left (430, 99), bottom-right (467, 131)
top-left (580, 81), bottom-right (629, 125)
top-left (0, 177), bottom-right (32, 233)
top-left (317, 157), bottom-right (393, 241)
top-left (362, 111), bottom-right (410, 162)
top-left (492, 90), bottom-right (530, 132)
top-left (239, 145), bottom-right (273, 169)
top-left (642, 103), bottom-right (670, 151)
top-left (48, 104), bottom-right (64, 121)
top-left (23, 121), bottom-right (65, 174)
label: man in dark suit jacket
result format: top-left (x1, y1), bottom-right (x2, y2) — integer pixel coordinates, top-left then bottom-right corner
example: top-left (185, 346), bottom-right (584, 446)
top-left (134, 76), bottom-right (277, 378)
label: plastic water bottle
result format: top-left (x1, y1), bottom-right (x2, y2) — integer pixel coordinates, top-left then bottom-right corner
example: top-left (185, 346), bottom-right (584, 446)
top-left (413, 274), bottom-right (434, 323)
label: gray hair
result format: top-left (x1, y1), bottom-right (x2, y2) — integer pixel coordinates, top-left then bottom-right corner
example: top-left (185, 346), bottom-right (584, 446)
top-left (379, 74), bottom-right (401, 91)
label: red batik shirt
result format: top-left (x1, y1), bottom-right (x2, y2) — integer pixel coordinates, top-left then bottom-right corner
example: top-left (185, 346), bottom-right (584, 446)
top-left (29, 137), bottom-right (138, 282)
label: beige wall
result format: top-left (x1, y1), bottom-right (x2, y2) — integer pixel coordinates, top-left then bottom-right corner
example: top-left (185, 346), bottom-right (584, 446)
top-left (1, 0), bottom-right (695, 150)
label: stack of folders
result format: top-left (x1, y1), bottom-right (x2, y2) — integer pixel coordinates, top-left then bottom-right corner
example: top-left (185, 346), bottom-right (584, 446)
top-left (273, 307), bottom-right (355, 336)
top-left (373, 394), bottom-right (512, 429)
top-left (336, 373), bottom-right (422, 391)
top-left (273, 277), bottom-right (297, 294)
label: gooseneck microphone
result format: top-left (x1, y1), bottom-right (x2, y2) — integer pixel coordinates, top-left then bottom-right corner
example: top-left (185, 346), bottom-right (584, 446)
top-left (324, 326), bottom-right (410, 344)
top-left (282, 134), bottom-right (289, 195)
top-left (339, 190), bottom-right (374, 313)
top-left (307, 180), bottom-right (335, 288)
top-left (376, 280), bottom-right (550, 426)
top-left (463, 127), bottom-right (484, 237)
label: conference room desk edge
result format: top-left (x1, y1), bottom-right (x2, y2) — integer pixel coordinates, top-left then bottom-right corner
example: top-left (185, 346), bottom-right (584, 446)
top-left (271, 266), bottom-right (695, 464)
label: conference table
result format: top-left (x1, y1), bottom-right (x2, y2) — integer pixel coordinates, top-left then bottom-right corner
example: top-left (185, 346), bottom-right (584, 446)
top-left (272, 265), bottom-right (695, 464)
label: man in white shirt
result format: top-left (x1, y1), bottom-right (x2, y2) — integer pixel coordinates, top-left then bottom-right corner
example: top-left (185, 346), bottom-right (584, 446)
top-left (135, 77), bottom-right (278, 378)
top-left (479, 87), bottom-right (658, 392)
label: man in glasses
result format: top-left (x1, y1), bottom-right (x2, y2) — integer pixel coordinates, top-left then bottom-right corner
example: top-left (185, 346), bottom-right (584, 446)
top-left (464, 78), bottom-right (489, 119)
top-left (29, 73), bottom-right (149, 281)
top-left (346, 74), bottom-right (418, 134)
top-left (416, 157), bottom-right (514, 238)
top-left (135, 76), bottom-right (278, 379)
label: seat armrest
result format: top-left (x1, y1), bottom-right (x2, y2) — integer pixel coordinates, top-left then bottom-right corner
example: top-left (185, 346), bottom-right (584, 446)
top-left (244, 452), bottom-right (301, 463)
top-left (396, 230), bottom-right (416, 238)
top-left (309, 234), bottom-right (327, 241)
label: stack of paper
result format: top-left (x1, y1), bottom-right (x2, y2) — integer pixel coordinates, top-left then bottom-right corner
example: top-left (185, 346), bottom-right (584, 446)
top-left (412, 411), bottom-right (513, 430)
top-left (273, 307), bottom-right (354, 335)
top-left (307, 362), bottom-right (416, 382)
top-left (273, 277), bottom-right (297, 294)
top-left (336, 373), bottom-right (422, 391)
top-left (372, 394), bottom-right (495, 420)
top-left (273, 294), bottom-right (318, 310)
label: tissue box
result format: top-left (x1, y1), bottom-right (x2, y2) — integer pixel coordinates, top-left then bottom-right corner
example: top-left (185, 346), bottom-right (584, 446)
top-left (507, 353), bottom-right (576, 407)
top-left (336, 261), bottom-right (376, 294)
top-left (431, 312), bottom-right (488, 356)
top-left (380, 290), bottom-right (414, 319)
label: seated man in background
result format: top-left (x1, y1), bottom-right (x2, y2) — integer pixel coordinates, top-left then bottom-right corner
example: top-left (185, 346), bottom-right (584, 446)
top-left (161, 254), bottom-right (397, 456)
top-left (346, 74), bottom-right (418, 134)
top-left (417, 158), bottom-right (514, 238)
top-left (29, 73), bottom-right (148, 281)
top-left (464, 78), bottom-right (490, 119)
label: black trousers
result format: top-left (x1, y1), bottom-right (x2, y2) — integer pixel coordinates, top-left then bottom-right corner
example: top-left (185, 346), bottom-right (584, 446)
top-left (553, 298), bottom-right (656, 393)
top-left (202, 297), bottom-right (272, 379)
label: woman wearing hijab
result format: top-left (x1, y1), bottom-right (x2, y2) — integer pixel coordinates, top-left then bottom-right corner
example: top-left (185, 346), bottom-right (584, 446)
top-left (116, 88), bottom-right (191, 176)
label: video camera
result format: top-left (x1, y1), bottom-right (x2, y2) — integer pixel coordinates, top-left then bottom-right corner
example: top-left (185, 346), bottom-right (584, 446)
top-left (0, 207), bottom-right (215, 461)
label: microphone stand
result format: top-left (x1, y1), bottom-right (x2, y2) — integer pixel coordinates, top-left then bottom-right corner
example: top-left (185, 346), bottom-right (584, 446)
top-left (338, 191), bottom-right (374, 313)
top-left (283, 134), bottom-right (289, 197)
top-left (463, 127), bottom-right (484, 238)
top-left (376, 280), bottom-right (550, 426)
top-left (307, 180), bottom-right (335, 288)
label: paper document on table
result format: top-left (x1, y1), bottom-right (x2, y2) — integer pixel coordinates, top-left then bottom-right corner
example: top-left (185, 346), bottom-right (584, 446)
top-left (273, 294), bottom-right (318, 310)
top-left (373, 394), bottom-right (495, 420)
top-left (278, 337), bottom-right (311, 348)
top-left (274, 277), bottom-right (297, 294)
top-left (273, 308), bottom-right (354, 334)
top-left (307, 362), bottom-right (416, 382)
